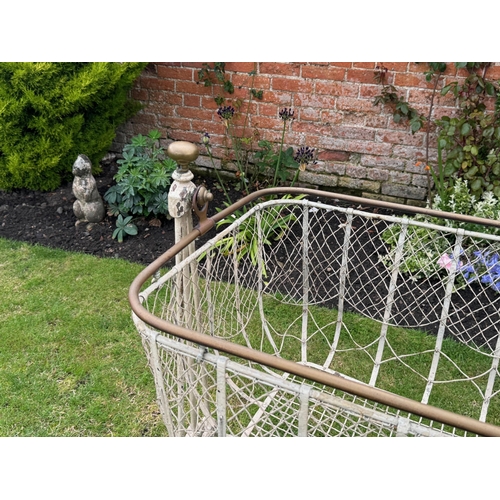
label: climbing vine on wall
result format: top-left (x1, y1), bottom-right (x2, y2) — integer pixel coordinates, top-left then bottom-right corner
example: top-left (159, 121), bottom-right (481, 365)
top-left (373, 62), bottom-right (500, 200)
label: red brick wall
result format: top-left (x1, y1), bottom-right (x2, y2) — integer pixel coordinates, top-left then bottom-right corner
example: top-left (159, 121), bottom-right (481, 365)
top-left (113, 62), bottom-right (500, 205)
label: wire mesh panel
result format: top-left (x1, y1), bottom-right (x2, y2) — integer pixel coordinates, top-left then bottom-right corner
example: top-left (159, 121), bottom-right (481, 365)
top-left (131, 192), bottom-right (500, 436)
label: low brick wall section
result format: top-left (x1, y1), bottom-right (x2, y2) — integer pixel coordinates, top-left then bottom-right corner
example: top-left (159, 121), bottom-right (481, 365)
top-left (111, 62), bottom-right (500, 205)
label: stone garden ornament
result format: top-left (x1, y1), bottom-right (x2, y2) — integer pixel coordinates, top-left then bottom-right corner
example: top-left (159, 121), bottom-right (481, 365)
top-left (72, 154), bottom-right (105, 223)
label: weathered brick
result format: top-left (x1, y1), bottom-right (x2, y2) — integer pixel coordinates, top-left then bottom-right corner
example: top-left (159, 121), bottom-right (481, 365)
top-left (329, 63), bottom-right (353, 68)
top-left (140, 76), bottom-right (175, 91)
top-left (361, 155), bottom-right (407, 171)
top-left (184, 94), bottom-right (201, 107)
top-left (232, 73), bottom-right (271, 90)
top-left (365, 192), bottom-right (406, 204)
top-left (130, 88), bottom-right (148, 101)
top-left (376, 130), bottom-right (424, 147)
top-left (319, 137), bottom-right (393, 156)
top-left (486, 65), bottom-right (500, 79)
top-left (157, 66), bottom-right (194, 80)
top-left (316, 81), bottom-right (359, 97)
top-left (333, 126), bottom-right (376, 141)
top-left (320, 110), bottom-right (343, 126)
top-left (392, 144), bottom-right (427, 161)
top-left (338, 176), bottom-right (381, 192)
top-left (176, 106), bottom-right (214, 121)
top-left (259, 62), bottom-right (301, 77)
top-left (297, 171), bottom-right (339, 187)
top-left (301, 65), bottom-right (346, 81)
top-left (294, 93), bottom-right (335, 108)
top-left (365, 115), bottom-right (388, 128)
top-left (347, 68), bottom-right (378, 84)
top-left (380, 62), bottom-right (409, 72)
top-left (293, 121), bottom-right (335, 138)
top-left (352, 62), bottom-right (377, 69)
top-left (345, 165), bottom-right (369, 178)
top-left (255, 102), bottom-right (277, 117)
top-left (412, 173), bottom-right (430, 188)
top-left (341, 113), bottom-right (368, 127)
top-left (201, 96), bottom-right (219, 110)
top-left (261, 90), bottom-right (294, 106)
top-left (389, 171), bottom-right (412, 184)
top-left (360, 85), bottom-right (384, 98)
top-left (381, 183), bottom-right (426, 200)
top-left (271, 77), bottom-right (314, 93)
top-left (176, 80), bottom-right (212, 95)
top-left (394, 72), bottom-right (437, 89)
top-left (318, 150), bottom-right (350, 162)
top-left (225, 62), bottom-right (256, 73)
top-left (337, 96), bottom-right (377, 112)
top-left (299, 107), bottom-right (322, 121)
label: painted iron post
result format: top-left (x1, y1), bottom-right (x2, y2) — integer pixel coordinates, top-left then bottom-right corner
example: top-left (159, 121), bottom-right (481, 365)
top-left (167, 141), bottom-right (199, 247)
top-left (166, 140), bottom-right (212, 330)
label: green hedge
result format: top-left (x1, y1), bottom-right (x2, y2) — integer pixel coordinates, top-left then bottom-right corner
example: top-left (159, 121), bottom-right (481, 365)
top-left (0, 62), bottom-right (147, 191)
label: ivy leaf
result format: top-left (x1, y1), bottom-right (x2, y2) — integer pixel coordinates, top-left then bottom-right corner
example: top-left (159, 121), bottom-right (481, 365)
top-left (483, 127), bottom-right (494, 139)
top-left (471, 178), bottom-right (482, 191)
top-left (460, 123), bottom-right (471, 136)
top-left (441, 84), bottom-right (452, 96)
top-left (485, 81), bottom-right (496, 96)
top-left (410, 119), bottom-right (422, 133)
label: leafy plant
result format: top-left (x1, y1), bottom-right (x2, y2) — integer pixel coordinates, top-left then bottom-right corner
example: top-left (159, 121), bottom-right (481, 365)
top-left (437, 67), bottom-right (500, 199)
top-left (214, 200), bottom-right (302, 275)
top-left (372, 64), bottom-right (426, 134)
top-left (0, 62), bottom-right (146, 191)
top-left (381, 179), bottom-right (500, 288)
top-left (432, 178), bottom-right (500, 236)
top-left (104, 130), bottom-right (176, 219)
top-left (112, 214), bottom-right (138, 243)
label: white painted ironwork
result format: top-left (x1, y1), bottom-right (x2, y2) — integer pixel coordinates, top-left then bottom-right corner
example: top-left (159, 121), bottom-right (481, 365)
top-left (132, 194), bottom-right (500, 436)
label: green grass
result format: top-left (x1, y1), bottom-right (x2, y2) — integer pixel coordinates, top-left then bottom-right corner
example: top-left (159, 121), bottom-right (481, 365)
top-left (0, 238), bottom-right (166, 436)
top-left (2, 237), bottom-right (499, 436)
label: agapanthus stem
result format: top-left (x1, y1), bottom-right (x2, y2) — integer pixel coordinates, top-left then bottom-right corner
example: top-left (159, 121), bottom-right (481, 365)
top-left (273, 121), bottom-right (287, 187)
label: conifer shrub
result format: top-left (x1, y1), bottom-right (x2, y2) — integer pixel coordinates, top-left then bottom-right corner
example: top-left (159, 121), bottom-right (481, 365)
top-left (0, 62), bottom-right (147, 191)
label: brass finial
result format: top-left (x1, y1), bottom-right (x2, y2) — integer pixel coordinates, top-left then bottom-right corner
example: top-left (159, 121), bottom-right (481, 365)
top-left (167, 141), bottom-right (199, 173)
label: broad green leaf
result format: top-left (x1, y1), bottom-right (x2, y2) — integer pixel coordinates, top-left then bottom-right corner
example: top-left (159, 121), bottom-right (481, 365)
top-left (471, 178), bottom-right (482, 191)
top-left (485, 81), bottom-right (495, 96)
top-left (461, 123), bottom-right (471, 136)
top-left (441, 84), bottom-right (451, 95)
top-left (483, 127), bottom-right (494, 139)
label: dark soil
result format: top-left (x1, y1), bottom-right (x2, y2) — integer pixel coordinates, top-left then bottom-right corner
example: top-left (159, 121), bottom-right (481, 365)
top-left (0, 162), bottom-right (229, 265)
top-left (1, 162), bottom-right (498, 349)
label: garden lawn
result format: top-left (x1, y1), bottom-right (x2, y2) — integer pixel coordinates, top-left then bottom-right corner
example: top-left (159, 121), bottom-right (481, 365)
top-left (0, 238), bottom-right (166, 436)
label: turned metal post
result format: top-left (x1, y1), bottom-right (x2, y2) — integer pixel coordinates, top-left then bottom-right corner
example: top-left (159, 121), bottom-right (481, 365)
top-left (167, 141), bottom-right (199, 249)
top-left (166, 140), bottom-right (213, 436)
